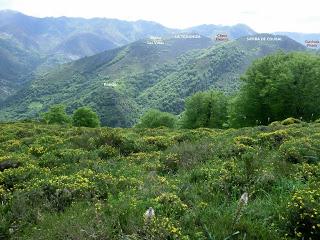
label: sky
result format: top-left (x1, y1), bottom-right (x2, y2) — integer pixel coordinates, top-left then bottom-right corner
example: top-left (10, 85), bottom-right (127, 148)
top-left (0, 0), bottom-right (319, 33)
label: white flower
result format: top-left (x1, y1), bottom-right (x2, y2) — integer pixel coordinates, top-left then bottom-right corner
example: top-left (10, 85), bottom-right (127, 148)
top-left (240, 192), bottom-right (248, 205)
top-left (233, 192), bottom-right (249, 225)
top-left (144, 207), bottom-right (155, 221)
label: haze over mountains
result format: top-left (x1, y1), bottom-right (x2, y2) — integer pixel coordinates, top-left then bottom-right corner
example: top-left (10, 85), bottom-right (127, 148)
top-left (0, 10), bottom-right (319, 126)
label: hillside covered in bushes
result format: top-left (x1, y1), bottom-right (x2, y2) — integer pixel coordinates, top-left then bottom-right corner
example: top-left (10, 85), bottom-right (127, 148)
top-left (1, 120), bottom-right (320, 239)
top-left (0, 35), bottom-right (308, 127)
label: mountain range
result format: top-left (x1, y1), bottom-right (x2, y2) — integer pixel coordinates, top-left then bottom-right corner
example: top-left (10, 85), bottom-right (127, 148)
top-left (0, 10), bottom-right (260, 99)
top-left (0, 10), bottom-right (319, 126)
top-left (0, 33), bottom-right (309, 126)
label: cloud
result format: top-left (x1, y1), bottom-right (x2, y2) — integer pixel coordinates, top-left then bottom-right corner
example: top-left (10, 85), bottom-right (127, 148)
top-left (240, 11), bottom-right (257, 15)
top-left (0, 0), bottom-right (319, 33)
top-left (0, 0), bottom-right (12, 9)
top-left (300, 16), bottom-right (320, 23)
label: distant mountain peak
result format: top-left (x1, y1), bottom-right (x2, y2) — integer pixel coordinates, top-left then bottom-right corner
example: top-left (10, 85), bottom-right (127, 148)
top-left (184, 23), bottom-right (256, 40)
top-left (0, 9), bottom-right (21, 14)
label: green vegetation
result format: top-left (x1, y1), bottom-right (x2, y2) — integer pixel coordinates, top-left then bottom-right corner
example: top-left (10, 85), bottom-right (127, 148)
top-left (0, 121), bottom-right (320, 239)
top-left (2, 11), bottom-right (320, 240)
top-left (42, 105), bottom-right (100, 128)
top-left (137, 109), bottom-right (177, 128)
top-left (72, 107), bottom-right (101, 128)
top-left (0, 38), bottom-right (41, 100)
top-left (181, 90), bottom-right (228, 129)
top-left (229, 52), bottom-right (320, 127)
top-left (0, 10), bottom-right (173, 70)
top-left (4, 50), bottom-right (318, 132)
top-left (0, 34), bottom-right (307, 127)
top-left (43, 105), bottom-right (70, 125)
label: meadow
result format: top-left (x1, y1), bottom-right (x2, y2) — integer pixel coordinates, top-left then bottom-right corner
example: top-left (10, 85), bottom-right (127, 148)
top-left (0, 119), bottom-right (319, 239)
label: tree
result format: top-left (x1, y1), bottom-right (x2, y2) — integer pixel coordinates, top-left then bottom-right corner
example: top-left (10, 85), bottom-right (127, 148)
top-left (229, 52), bottom-right (320, 127)
top-left (137, 109), bottom-right (177, 128)
top-left (43, 104), bottom-right (70, 124)
top-left (72, 107), bottom-right (100, 128)
top-left (181, 90), bottom-right (228, 129)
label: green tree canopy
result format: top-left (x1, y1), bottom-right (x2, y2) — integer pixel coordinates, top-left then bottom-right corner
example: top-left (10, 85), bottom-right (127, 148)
top-left (72, 107), bottom-right (100, 128)
top-left (181, 90), bottom-right (228, 129)
top-left (137, 109), bottom-right (177, 128)
top-left (229, 52), bottom-right (320, 128)
top-left (43, 104), bottom-right (70, 125)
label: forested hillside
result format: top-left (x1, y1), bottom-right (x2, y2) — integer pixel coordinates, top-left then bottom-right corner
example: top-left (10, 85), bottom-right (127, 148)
top-left (0, 34), bottom-right (307, 127)
top-left (0, 10), bottom-right (318, 102)
top-left (0, 10), bottom-right (173, 58)
top-left (0, 38), bottom-right (41, 100)
top-left (0, 35), bottom-right (214, 126)
top-left (137, 34), bottom-right (306, 114)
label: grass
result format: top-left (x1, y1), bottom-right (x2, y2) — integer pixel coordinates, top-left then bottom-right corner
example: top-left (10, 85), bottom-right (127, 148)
top-left (0, 121), bottom-right (320, 239)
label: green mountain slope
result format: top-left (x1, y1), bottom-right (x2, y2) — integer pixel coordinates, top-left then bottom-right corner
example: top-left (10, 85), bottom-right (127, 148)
top-left (135, 34), bottom-right (306, 113)
top-left (0, 35), bottom-right (214, 126)
top-left (0, 34), bottom-right (306, 127)
top-left (0, 10), bottom-right (176, 100)
top-left (53, 33), bottom-right (117, 59)
top-left (0, 10), bottom-right (173, 56)
top-left (1, 10), bottom-right (316, 104)
top-left (0, 37), bottom-right (41, 100)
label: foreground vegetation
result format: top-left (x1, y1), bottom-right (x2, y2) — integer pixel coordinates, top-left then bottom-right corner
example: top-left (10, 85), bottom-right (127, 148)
top-left (1, 120), bottom-right (320, 239)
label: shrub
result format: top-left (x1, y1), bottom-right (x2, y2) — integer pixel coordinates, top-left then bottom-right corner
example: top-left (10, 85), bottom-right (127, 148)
top-left (2, 139), bottom-right (21, 152)
top-left (280, 138), bottom-right (320, 164)
top-left (94, 130), bottom-right (141, 155)
top-left (269, 121), bottom-right (281, 127)
top-left (234, 136), bottom-right (257, 147)
top-left (94, 129), bottom-right (123, 148)
top-left (0, 160), bottom-right (21, 171)
top-left (43, 104), bottom-right (70, 125)
top-left (28, 145), bottom-right (47, 157)
top-left (143, 136), bottom-right (173, 151)
top-left (258, 130), bottom-right (289, 147)
top-left (160, 140), bottom-right (215, 173)
top-left (231, 142), bottom-right (254, 157)
top-left (97, 145), bottom-right (119, 159)
top-left (281, 117), bottom-right (302, 125)
top-left (39, 149), bottom-right (89, 167)
top-left (286, 186), bottom-right (320, 239)
top-left (294, 163), bottom-right (320, 182)
top-left (181, 90), bottom-right (228, 129)
top-left (139, 217), bottom-right (185, 240)
top-left (3, 120), bottom-right (320, 239)
top-left (160, 153), bottom-right (180, 174)
top-left (137, 109), bottom-right (177, 129)
top-left (44, 187), bottom-right (73, 212)
top-left (154, 193), bottom-right (188, 216)
top-left (72, 107), bottom-right (100, 128)
top-left (0, 185), bottom-right (6, 202)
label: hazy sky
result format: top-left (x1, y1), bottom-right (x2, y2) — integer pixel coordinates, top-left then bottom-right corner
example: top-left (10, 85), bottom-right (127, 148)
top-left (0, 0), bottom-right (319, 33)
